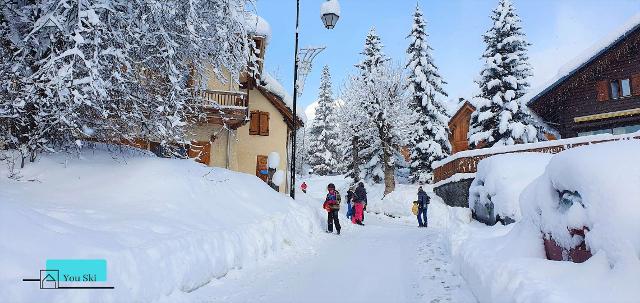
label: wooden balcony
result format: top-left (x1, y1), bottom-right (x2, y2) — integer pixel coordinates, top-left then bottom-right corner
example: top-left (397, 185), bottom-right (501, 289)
top-left (197, 89), bottom-right (249, 129)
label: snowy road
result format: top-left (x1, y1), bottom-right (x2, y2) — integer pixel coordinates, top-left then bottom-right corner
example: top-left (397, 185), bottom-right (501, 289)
top-left (183, 214), bottom-right (477, 303)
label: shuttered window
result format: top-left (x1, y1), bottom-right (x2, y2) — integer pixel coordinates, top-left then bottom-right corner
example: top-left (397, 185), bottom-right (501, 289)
top-left (259, 112), bottom-right (270, 136)
top-left (249, 111), bottom-right (270, 136)
top-left (249, 111), bottom-right (260, 135)
top-left (632, 74), bottom-right (640, 96)
top-left (596, 80), bottom-right (609, 102)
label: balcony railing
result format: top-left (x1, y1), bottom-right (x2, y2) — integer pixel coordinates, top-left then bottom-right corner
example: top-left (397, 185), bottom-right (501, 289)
top-left (201, 89), bottom-right (248, 108)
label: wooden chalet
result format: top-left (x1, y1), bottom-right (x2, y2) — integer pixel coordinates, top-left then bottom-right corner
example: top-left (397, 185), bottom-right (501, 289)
top-left (448, 101), bottom-right (475, 154)
top-left (528, 16), bottom-right (640, 138)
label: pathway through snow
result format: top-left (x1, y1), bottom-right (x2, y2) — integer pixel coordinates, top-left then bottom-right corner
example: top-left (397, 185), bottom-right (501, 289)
top-left (180, 212), bottom-right (477, 303)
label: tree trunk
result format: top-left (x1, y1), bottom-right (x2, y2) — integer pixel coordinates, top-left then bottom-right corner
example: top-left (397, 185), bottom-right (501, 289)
top-left (382, 142), bottom-right (395, 196)
top-left (351, 136), bottom-right (360, 182)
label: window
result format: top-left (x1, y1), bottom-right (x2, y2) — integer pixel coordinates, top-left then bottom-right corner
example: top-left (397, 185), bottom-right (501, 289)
top-left (610, 80), bottom-right (620, 99)
top-left (249, 111), bottom-right (270, 136)
top-left (621, 79), bottom-right (631, 97)
top-left (608, 78), bottom-right (632, 100)
top-left (613, 124), bottom-right (640, 135)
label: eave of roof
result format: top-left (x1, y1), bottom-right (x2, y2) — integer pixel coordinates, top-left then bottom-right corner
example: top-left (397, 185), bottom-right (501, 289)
top-left (256, 86), bottom-right (304, 129)
top-left (528, 14), bottom-right (640, 107)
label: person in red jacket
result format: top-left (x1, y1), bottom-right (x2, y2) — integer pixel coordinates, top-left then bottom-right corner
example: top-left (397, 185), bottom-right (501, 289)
top-left (300, 182), bottom-right (308, 193)
top-left (323, 183), bottom-right (341, 235)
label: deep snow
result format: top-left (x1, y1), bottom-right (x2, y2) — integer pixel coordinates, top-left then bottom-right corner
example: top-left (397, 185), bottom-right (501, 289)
top-left (0, 145), bottom-right (324, 302)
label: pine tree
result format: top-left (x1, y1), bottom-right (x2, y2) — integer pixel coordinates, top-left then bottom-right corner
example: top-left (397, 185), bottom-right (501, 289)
top-left (468, 0), bottom-right (545, 148)
top-left (307, 66), bottom-right (340, 175)
top-left (406, 5), bottom-right (451, 184)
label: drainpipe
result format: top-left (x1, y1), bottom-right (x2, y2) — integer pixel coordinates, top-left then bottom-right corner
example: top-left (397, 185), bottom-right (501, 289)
top-left (226, 129), bottom-right (232, 169)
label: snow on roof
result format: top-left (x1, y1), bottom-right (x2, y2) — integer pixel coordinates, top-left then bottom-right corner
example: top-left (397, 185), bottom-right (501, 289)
top-left (245, 13), bottom-right (272, 42)
top-left (320, 0), bottom-right (341, 17)
top-left (526, 13), bottom-right (640, 105)
top-left (260, 73), bottom-right (307, 123)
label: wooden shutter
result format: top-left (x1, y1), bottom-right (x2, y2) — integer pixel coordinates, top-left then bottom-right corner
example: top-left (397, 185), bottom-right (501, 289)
top-left (596, 80), bottom-right (609, 101)
top-left (188, 141), bottom-right (211, 165)
top-left (596, 80), bottom-right (609, 102)
top-left (259, 112), bottom-right (270, 136)
top-left (256, 155), bottom-right (269, 182)
top-left (632, 74), bottom-right (640, 97)
top-left (249, 111), bottom-right (260, 135)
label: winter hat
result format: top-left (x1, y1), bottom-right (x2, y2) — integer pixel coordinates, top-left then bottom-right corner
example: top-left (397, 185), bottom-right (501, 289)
top-left (327, 183), bottom-right (335, 190)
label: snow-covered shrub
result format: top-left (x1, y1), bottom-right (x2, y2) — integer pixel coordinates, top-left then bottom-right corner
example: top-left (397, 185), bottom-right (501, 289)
top-left (469, 152), bottom-right (552, 225)
top-left (520, 140), bottom-right (640, 264)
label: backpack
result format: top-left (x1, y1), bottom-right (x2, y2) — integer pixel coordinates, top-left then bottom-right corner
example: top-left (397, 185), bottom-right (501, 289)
top-left (326, 190), bottom-right (341, 211)
top-left (412, 201), bottom-right (419, 215)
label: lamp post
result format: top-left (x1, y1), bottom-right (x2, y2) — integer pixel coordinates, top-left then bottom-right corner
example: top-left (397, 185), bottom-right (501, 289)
top-left (290, 0), bottom-right (340, 199)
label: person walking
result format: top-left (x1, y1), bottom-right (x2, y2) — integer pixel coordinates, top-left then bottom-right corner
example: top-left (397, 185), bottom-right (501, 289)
top-left (417, 186), bottom-right (430, 227)
top-left (301, 182), bottom-right (308, 194)
top-left (352, 182), bottom-right (367, 226)
top-left (323, 183), bottom-right (341, 234)
top-left (345, 187), bottom-right (355, 220)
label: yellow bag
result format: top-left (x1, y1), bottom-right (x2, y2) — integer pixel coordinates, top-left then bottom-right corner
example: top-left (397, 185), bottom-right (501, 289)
top-left (411, 201), bottom-right (419, 216)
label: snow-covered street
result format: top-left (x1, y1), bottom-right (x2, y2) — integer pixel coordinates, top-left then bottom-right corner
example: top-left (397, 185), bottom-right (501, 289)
top-left (184, 214), bottom-right (476, 303)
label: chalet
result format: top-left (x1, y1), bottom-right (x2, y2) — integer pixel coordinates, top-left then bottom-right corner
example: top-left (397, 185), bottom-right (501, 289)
top-left (185, 15), bottom-right (304, 194)
top-left (527, 15), bottom-right (640, 138)
top-left (448, 100), bottom-right (475, 154)
top-left (133, 14), bottom-right (304, 194)
top-left (434, 14), bottom-right (640, 207)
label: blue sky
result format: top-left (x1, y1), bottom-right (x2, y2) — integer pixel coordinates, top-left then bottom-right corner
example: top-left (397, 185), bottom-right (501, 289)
top-left (256, 0), bottom-right (640, 113)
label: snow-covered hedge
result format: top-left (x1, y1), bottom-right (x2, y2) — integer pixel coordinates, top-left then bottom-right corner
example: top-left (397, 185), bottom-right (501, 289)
top-left (469, 153), bottom-right (552, 225)
top-left (0, 145), bottom-right (324, 302)
top-left (446, 140), bottom-right (640, 303)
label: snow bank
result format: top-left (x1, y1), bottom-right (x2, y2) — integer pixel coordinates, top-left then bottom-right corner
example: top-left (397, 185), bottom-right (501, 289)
top-left (366, 184), bottom-right (431, 218)
top-left (445, 141), bottom-right (640, 303)
top-left (521, 141), bottom-right (640, 263)
top-left (0, 144), bottom-right (324, 302)
top-left (469, 153), bottom-right (552, 224)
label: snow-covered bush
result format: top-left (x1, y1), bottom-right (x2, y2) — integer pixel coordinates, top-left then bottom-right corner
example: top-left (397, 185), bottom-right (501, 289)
top-left (469, 153), bottom-right (552, 225)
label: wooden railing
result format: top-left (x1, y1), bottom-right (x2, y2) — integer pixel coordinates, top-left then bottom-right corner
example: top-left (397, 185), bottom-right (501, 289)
top-left (200, 89), bottom-right (248, 108)
top-left (433, 134), bottom-right (640, 183)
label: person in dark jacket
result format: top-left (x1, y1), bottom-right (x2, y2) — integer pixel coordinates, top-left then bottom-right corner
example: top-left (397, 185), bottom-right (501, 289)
top-left (323, 183), bottom-right (341, 234)
top-left (352, 182), bottom-right (367, 225)
top-left (345, 187), bottom-right (355, 219)
top-left (417, 186), bottom-right (430, 227)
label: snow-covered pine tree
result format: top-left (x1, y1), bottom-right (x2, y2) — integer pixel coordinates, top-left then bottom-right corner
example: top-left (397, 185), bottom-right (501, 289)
top-left (307, 66), bottom-right (340, 175)
top-left (0, 0), bottom-right (254, 166)
top-left (468, 0), bottom-right (545, 148)
top-left (405, 5), bottom-right (451, 184)
top-left (347, 28), bottom-right (407, 195)
top-left (353, 28), bottom-right (389, 185)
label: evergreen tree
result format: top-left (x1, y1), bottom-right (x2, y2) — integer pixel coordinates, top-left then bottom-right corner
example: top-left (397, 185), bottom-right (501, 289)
top-left (406, 5), bottom-right (451, 184)
top-left (307, 66), bottom-right (340, 175)
top-left (468, 0), bottom-right (545, 148)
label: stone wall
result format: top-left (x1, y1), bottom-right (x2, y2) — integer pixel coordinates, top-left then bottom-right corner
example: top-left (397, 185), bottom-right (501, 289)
top-left (433, 178), bottom-right (474, 208)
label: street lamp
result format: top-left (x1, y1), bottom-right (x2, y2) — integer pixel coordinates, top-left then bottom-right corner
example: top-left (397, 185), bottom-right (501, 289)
top-left (290, 0), bottom-right (340, 199)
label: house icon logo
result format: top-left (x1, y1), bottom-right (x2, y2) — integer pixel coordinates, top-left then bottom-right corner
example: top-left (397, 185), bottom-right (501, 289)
top-left (40, 270), bottom-right (59, 289)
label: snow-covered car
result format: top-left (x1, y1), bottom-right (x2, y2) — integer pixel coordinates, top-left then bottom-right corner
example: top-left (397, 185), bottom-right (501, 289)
top-left (469, 153), bottom-right (552, 225)
top-left (520, 140), bottom-right (640, 263)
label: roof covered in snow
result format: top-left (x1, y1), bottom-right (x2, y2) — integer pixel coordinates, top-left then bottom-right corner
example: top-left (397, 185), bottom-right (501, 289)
top-left (526, 13), bottom-right (640, 106)
top-left (258, 73), bottom-right (307, 125)
top-left (245, 13), bottom-right (272, 42)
